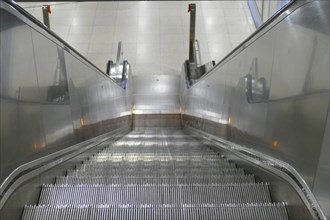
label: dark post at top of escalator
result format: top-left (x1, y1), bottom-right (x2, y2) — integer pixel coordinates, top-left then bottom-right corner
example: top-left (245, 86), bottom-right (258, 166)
top-left (106, 41), bottom-right (129, 89)
top-left (185, 4), bottom-right (215, 88)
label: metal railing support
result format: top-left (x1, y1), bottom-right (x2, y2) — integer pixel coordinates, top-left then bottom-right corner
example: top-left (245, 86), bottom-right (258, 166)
top-left (116, 41), bottom-right (123, 68)
top-left (188, 4), bottom-right (196, 63)
top-left (42, 5), bottom-right (50, 28)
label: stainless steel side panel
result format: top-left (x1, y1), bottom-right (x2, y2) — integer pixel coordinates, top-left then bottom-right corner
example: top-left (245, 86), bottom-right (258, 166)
top-left (0, 3), bottom-right (132, 187)
top-left (180, 0), bottom-right (329, 217)
top-left (133, 75), bottom-right (180, 114)
top-left (1, 9), bottom-right (47, 182)
top-left (31, 29), bottom-right (76, 150)
top-left (313, 107), bottom-right (330, 218)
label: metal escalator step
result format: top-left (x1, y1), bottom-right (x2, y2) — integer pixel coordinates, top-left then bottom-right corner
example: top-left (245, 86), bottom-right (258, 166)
top-left (82, 159), bottom-right (231, 166)
top-left (93, 151), bottom-right (221, 155)
top-left (38, 183), bottom-right (271, 205)
top-left (22, 203), bottom-right (289, 220)
top-left (75, 162), bottom-right (235, 171)
top-left (55, 174), bottom-right (255, 185)
top-left (79, 161), bottom-right (233, 167)
top-left (97, 147), bottom-right (217, 152)
top-left (88, 154), bottom-right (224, 162)
top-left (21, 130), bottom-right (290, 220)
top-left (66, 167), bottom-right (245, 176)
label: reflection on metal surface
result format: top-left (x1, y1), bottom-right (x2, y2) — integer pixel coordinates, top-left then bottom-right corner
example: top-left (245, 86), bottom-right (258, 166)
top-left (181, 1), bottom-right (329, 218)
top-left (186, 126), bottom-right (319, 220)
top-left (272, 139), bottom-right (280, 148)
top-left (244, 57), bottom-right (269, 103)
top-left (227, 117), bottom-right (232, 125)
top-left (0, 1), bottom-right (132, 194)
top-left (313, 108), bottom-right (330, 218)
top-left (42, 46), bottom-right (70, 104)
top-left (0, 128), bottom-right (129, 211)
top-left (133, 75), bottom-right (180, 114)
top-left (245, 58), bottom-right (269, 103)
top-left (245, 74), bottom-right (268, 103)
top-left (33, 144), bottom-right (38, 151)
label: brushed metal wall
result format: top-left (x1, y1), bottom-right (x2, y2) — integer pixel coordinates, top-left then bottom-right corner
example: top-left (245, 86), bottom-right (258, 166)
top-left (0, 3), bottom-right (132, 185)
top-left (132, 75), bottom-right (181, 114)
top-left (180, 0), bottom-right (329, 217)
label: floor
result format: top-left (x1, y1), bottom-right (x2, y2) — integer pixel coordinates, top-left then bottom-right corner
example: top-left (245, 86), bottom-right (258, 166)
top-left (18, 1), bottom-right (255, 75)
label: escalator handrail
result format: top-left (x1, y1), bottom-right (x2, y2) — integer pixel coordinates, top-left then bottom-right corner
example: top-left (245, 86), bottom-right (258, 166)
top-left (188, 0), bottom-right (300, 88)
top-left (2, 0), bottom-right (109, 79)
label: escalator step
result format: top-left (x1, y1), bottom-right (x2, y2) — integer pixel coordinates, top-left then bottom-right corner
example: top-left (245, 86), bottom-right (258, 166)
top-left (88, 154), bottom-right (226, 162)
top-left (75, 162), bottom-right (235, 171)
top-left (66, 167), bottom-right (245, 176)
top-left (38, 183), bottom-right (271, 205)
top-left (82, 159), bottom-right (231, 166)
top-left (21, 203), bottom-right (289, 220)
top-left (55, 174), bottom-right (255, 185)
top-left (20, 130), bottom-right (290, 219)
top-left (97, 147), bottom-right (217, 152)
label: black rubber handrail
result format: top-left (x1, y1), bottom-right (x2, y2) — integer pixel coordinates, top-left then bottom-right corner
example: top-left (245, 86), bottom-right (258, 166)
top-left (3, 0), bottom-right (108, 78)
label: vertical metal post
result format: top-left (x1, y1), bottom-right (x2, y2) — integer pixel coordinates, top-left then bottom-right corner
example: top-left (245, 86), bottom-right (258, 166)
top-left (42, 5), bottom-right (50, 29)
top-left (188, 4), bottom-right (196, 63)
top-left (116, 41), bottom-right (122, 68)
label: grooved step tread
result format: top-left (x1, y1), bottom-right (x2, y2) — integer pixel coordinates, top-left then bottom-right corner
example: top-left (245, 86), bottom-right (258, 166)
top-left (22, 203), bottom-right (289, 220)
top-left (66, 167), bottom-right (245, 176)
top-left (38, 183), bottom-right (271, 205)
top-left (21, 129), bottom-right (289, 220)
top-left (82, 159), bottom-right (231, 165)
top-left (89, 154), bottom-right (224, 161)
top-left (75, 162), bottom-right (235, 171)
top-left (55, 174), bottom-right (255, 185)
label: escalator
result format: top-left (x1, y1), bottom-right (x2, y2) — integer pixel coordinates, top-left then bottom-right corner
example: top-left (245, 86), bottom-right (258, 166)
top-left (21, 129), bottom-right (288, 220)
top-left (1, 0), bottom-right (329, 220)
